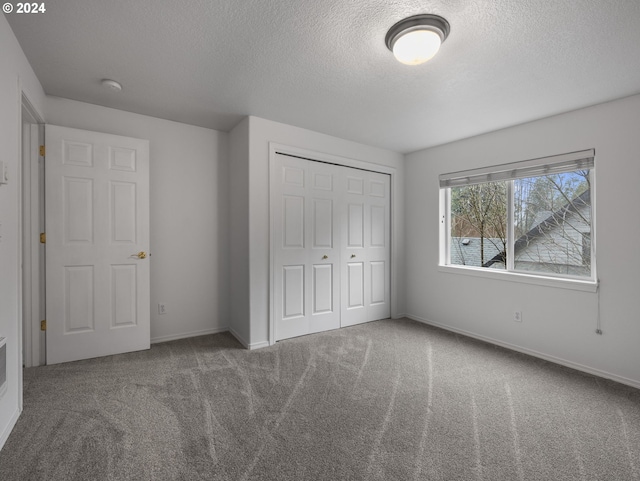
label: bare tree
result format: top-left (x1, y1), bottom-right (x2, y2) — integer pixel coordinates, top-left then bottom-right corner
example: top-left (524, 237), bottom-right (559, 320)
top-left (451, 182), bottom-right (507, 266)
top-left (451, 171), bottom-right (591, 275)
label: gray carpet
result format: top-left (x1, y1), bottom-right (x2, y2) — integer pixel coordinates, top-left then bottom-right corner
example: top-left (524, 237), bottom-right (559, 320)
top-left (1, 318), bottom-right (639, 481)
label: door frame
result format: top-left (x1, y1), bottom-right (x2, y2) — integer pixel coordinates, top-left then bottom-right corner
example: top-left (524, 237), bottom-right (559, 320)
top-left (268, 142), bottom-right (400, 345)
top-left (20, 91), bottom-right (45, 369)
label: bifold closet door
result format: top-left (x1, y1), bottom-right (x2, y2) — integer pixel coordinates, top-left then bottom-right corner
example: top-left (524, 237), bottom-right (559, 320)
top-left (272, 153), bottom-right (391, 341)
top-left (273, 155), bottom-right (341, 341)
top-left (340, 169), bottom-right (391, 327)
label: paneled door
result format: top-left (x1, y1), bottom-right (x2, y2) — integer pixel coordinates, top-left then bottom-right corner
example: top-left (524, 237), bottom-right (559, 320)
top-left (45, 125), bottom-right (150, 364)
top-left (272, 155), bottom-right (341, 340)
top-left (340, 169), bottom-right (391, 327)
top-left (272, 153), bottom-right (391, 341)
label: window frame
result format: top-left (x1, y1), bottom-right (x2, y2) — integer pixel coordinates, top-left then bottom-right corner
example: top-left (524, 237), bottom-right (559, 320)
top-left (439, 152), bottom-right (598, 292)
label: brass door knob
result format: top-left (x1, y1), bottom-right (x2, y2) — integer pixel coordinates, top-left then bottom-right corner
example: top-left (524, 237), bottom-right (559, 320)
top-left (351, 254), bottom-right (356, 258)
top-left (133, 251), bottom-right (147, 259)
top-left (322, 255), bottom-right (328, 260)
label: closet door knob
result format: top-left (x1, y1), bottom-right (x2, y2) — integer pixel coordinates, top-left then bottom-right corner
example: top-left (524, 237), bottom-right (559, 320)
top-left (322, 255), bottom-right (328, 260)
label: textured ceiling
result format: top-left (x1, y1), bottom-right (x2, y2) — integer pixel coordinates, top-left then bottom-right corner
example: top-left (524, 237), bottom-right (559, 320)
top-left (6, 0), bottom-right (640, 153)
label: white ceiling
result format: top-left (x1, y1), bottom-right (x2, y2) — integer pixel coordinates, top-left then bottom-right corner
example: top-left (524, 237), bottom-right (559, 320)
top-left (6, 0), bottom-right (640, 153)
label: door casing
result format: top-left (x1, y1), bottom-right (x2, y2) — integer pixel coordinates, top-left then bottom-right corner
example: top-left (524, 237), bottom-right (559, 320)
top-left (21, 92), bottom-right (45, 368)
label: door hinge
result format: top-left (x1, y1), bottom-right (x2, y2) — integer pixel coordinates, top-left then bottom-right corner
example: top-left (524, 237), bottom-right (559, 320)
top-left (40, 320), bottom-right (46, 331)
top-left (39, 145), bottom-right (45, 157)
top-left (40, 232), bottom-right (46, 244)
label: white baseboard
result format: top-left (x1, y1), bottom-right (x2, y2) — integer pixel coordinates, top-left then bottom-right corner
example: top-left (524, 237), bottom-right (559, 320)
top-left (228, 328), bottom-right (248, 348)
top-left (228, 328), bottom-right (270, 350)
top-left (406, 314), bottom-right (640, 390)
top-left (0, 408), bottom-right (20, 452)
top-left (151, 327), bottom-right (229, 345)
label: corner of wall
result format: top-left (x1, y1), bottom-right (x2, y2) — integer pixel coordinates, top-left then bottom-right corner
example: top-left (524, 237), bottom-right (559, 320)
top-left (228, 117), bottom-right (251, 344)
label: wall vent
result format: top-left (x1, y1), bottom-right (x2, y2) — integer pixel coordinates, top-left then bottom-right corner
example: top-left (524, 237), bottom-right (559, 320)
top-left (0, 337), bottom-right (7, 399)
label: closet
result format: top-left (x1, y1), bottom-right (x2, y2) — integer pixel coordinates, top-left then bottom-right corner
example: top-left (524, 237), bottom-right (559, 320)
top-left (272, 153), bottom-right (390, 341)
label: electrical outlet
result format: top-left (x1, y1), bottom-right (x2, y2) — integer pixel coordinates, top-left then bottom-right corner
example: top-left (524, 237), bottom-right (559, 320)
top-left (158, 303), bottom-right (167, 315)
top-left (514, 311), bottom-right (522, 322)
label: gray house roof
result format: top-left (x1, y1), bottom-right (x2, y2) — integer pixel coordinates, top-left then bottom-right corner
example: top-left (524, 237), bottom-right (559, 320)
top-left (450, 237), bottom-right (504, 268)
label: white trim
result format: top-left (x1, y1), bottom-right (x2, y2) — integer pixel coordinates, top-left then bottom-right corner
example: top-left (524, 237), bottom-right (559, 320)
top-left (248, 340), bottom-right (270, 350)
top-left (229, 328), bottom-right (249, 348)
top-left (268, 151), bottom-right (276, 345)
top-left (152, 327), bottom-right (266, 350)
top-left (20, 86), bottom-right (45, 124)
top-left (438, 264), bottom-right (598, 292)
top-left (439, 189), bottom-right (449, 265)
top-left (270, 143), bottom-right (398, 176)
top-left (0, 337), bottom-right (7, 401)
top-left (506, 180), bottom-right (515, 271)
top-left (406, 314), bottom-right (640, 390)
top-left (22, 124), bottom-right (42, 368)
top-left (0, 408), bottom-right (20, 451)
top-left (150, 327), bottom-right (228, 344)
top-left (16, 78), bottom-right (23, 415)
top-left (20, 85), bottom-right (45, 371)
top-left (21, 118), bottom-right (31, 369)
top-left (17, 80), bottom-right (46, 412)
top-left (32, 124), bottom-right (44, 367)
top-left (228, 327), bottom-right (269, 350)
top-left (268, 142), bottom-right (399, 346)
top-left (588, 168), bottom-right (598, 286)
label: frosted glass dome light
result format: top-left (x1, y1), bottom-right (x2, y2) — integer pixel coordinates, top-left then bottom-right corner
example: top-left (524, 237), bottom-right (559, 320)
top-left (392, 29), bottom-right (442, 65)
top-left (386, 14), bottom-right (450, 66)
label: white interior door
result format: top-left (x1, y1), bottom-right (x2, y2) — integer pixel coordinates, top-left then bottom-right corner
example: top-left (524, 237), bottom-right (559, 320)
top-left (272, 153), bottom-right (390, 341)
top-left (45, 125), bottom-right (150, 364)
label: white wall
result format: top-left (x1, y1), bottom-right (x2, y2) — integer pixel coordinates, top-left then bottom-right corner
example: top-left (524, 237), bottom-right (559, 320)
top-left (228, 117), bottom-right (250, 345)
top-left (405, 94), bottom-right (640, 388)
top-left (241, 116), bottom-right (405, 347)
top-left (0, 15), bottom-right (46, 449)
top-left (45, 97), bottom-right (230, 344)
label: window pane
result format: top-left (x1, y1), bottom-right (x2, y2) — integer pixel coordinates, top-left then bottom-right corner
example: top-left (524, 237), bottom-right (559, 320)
top-left (450, 182), bottom-right (507, 269)
top-left (513, 171), bottom-right (591, 276)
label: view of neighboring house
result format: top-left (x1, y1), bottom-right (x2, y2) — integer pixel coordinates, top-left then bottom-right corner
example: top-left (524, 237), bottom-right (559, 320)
top-left (454, 189), bottom-right (591, 276)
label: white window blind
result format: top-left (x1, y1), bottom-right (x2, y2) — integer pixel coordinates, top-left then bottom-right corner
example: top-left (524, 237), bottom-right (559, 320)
top-left (439, 149), bottom-right (595, 188)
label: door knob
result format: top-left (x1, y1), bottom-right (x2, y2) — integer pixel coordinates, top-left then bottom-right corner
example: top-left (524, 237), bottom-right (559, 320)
top-left (351, 254), bottom-right (356, 258)
top-left (132, 251), bottom-right (147, 259)
top-left (322, 255), bottom-right (328, 260)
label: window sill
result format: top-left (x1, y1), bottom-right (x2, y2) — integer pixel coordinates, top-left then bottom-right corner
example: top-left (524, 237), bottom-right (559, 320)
top-left (437, 265), bottom-right (598, 292)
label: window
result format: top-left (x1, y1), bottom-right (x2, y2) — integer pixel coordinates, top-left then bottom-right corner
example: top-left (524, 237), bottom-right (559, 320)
top-left (441, 149), bottom-right (595, 281)
top-left (450, 181), bottom-right (507, 268)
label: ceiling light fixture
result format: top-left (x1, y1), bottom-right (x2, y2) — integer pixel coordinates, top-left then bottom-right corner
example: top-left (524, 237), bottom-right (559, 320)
top-left (101, 79), bottom-right (122, 92)
top-left (385, 14), bottom-right (450, 65)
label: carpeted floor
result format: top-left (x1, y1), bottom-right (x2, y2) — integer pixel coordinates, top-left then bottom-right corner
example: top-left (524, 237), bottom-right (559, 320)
top-left (0, 318), bottom-right (639, 480)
